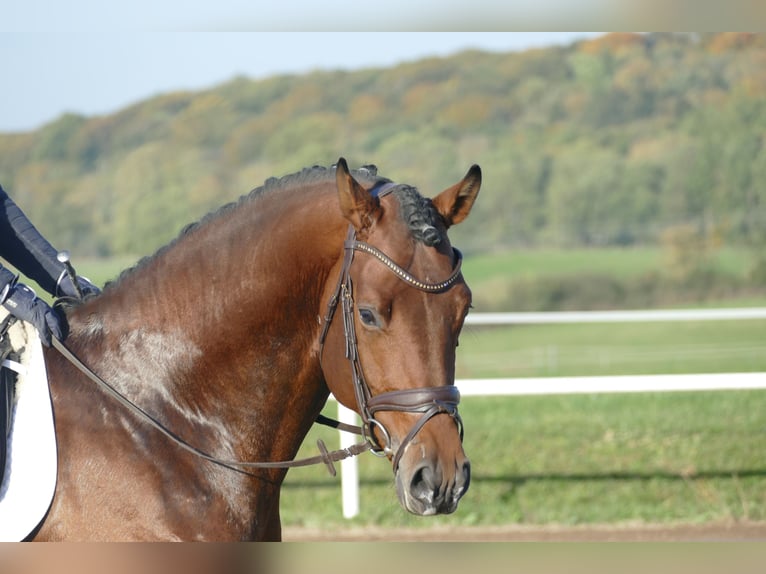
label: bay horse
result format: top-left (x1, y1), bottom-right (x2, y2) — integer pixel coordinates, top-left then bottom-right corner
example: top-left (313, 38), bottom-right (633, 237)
top-left (33, 158), bottom-right (481, 541)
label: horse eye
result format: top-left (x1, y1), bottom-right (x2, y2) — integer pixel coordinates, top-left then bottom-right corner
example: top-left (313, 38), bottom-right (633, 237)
top-left (358, 308), bottom-right (379, 327)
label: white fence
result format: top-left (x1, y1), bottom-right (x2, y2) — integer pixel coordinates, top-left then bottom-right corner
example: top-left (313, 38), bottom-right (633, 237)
top-left (333, 307), bottom-right (766, 519)
top-left (463, 307), bottom-right (766, 325)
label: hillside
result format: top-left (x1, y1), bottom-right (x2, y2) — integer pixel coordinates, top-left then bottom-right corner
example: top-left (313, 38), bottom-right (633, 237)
top-left (1, 33), bottom-right (765, 265)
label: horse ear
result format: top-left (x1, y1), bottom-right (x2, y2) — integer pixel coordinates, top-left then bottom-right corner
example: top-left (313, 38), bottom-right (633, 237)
top-left (336, 157), bottom-right (381, 232)
top-left (432, 164), bottom-right (482, 228)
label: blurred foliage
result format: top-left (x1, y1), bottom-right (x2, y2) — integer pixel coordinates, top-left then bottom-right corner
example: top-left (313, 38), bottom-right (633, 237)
top-left (1, 33), bottom-right (765, 273)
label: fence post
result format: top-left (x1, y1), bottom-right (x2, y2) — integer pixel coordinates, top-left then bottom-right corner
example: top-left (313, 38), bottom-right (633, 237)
top-left (338, 402), bottom-right (360, 519)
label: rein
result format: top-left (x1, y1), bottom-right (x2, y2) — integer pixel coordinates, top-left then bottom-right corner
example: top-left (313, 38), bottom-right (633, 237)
top-left (51, 337), bottom-right (370, 477)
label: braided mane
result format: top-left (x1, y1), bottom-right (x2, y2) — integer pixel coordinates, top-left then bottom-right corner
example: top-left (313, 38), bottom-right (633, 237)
top-left (106, 163), bottom-right (442, 288)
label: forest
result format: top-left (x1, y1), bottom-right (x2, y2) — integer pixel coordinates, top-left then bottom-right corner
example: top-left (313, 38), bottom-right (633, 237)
top-left (1, 33), bottom-right (764, 285)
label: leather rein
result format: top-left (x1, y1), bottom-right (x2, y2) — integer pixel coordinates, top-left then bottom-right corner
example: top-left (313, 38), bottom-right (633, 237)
top-left (51, 337), bottom-right (370, 476)
top-left (52, 182), bottom-right (464, 477)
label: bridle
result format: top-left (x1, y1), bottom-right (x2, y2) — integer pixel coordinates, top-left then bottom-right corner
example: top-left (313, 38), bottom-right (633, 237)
top-left (51, 181), bottom-right (465, 477)
top-left (318, 182), bottom-right (465, 472)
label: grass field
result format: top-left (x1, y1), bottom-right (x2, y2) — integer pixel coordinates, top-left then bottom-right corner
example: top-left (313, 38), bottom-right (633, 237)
top-left (282, 390), bottom-right (766, 530)
top-left (461, 246), bottom-right (756, 283)
top-left (463, 247), bottom-right (663, 282)
top-left (78, 256), bottom-right (140, 287)
top-left (461, 246), bottom-right (764, 312)
top-left (457, 320), bottom-right (766, 378)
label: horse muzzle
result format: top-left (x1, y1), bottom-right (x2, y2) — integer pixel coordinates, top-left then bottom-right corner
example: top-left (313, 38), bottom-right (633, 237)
top-left (395, 451), bottom-right (471, 515)
top-left (364, 386), bottom-right (470, 515)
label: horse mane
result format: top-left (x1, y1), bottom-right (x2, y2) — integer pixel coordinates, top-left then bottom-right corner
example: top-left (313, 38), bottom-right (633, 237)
top-left (104, 163), bottom-right (441, 290)
top-left (391, 185), bottom-right (444, 247)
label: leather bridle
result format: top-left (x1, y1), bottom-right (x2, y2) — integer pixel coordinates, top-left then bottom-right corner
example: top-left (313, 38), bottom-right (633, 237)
top-left (318, 182), bottom-right (465, 473)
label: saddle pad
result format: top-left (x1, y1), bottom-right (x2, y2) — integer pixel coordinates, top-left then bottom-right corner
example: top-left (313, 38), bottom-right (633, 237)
top-left (0, 319), bottom-right (58, 541)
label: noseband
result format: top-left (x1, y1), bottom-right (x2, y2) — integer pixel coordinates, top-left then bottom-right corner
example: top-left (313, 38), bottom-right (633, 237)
top-left (319, 183), bottom-right (464, 472)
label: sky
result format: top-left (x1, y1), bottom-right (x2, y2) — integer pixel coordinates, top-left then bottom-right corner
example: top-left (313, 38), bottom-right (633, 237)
top-left (1, 32), bottom-right (603, 133)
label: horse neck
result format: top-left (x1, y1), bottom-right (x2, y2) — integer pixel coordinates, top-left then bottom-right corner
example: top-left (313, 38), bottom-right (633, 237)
top-left (66, 182), bottom-right (345, 463)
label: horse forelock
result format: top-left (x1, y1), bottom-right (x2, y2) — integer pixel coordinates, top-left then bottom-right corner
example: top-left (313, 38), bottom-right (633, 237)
top-left (391, 185), bottom-right (445, 247)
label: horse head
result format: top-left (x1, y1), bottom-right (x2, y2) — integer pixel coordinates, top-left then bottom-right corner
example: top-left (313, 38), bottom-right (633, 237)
top-left (320, 158), bottom-right (481, 515)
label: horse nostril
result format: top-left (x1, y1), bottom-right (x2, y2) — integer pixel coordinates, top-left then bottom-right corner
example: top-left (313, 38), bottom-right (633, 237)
top-left (410, 464), bottom-right (439, 504)
top-left (460, 460), bottom-right (471, 492)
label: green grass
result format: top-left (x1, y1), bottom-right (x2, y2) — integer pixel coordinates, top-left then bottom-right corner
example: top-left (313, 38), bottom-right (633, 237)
top-left (457, 320), bottom-right (766, 378)
top-left (282, 390), bottom-right (766, 529)
top-left (78, 256), bottom-right (140, 287)
top-left (462, 247), bottom-right (666, 283)
top-left (461, 246), bottom-right (764, 312)
top-left (462, 246), bottom-right (756, 284)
